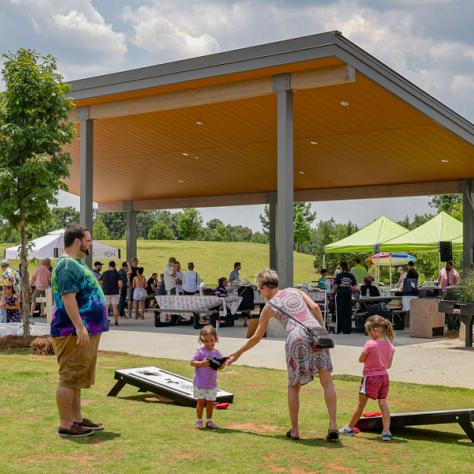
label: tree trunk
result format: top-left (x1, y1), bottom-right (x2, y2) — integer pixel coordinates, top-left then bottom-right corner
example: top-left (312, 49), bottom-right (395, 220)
top-left (19, 216), bottom-right (30, 338)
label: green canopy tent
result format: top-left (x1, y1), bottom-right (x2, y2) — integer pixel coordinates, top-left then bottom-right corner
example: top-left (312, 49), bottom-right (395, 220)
top-left (382, 212), bottom-right (463, 253)
top-left (324, 216), bottom-right (409, 254)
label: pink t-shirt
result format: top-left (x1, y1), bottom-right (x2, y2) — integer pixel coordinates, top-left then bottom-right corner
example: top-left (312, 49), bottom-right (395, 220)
top-left (362, 338), bottom-right (395, 376)
top-left (33, 265), bottom-right (51, 290)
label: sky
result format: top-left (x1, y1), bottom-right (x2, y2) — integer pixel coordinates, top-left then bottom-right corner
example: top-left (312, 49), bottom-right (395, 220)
top-left (2, 0), bottom-right (473, 230)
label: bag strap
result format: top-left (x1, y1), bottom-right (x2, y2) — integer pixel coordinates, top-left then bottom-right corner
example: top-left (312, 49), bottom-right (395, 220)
top-left (267, 301), bottom-right (313, 333)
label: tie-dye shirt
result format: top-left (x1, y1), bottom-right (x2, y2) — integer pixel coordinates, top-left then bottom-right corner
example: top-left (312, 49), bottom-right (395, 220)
top-left (51, 256), bottom-right (108, 337)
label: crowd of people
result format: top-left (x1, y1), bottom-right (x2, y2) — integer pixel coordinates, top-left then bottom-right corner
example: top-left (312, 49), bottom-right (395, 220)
top-left (317, 257), bottom-right (461, 335)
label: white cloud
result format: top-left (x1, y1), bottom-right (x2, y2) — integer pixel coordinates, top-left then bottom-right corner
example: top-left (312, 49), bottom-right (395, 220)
top-left (122, 8), bottom-right (219, 58)
top-left (122, 2), bottom-right (220, 59)
top-left (3, 0), bottom-right (126, 78)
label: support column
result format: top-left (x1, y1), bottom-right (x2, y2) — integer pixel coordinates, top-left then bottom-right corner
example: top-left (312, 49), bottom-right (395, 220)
top-left (462, 180), bottom-right (474, 275)
top-left (268, 192), bottom-right (277, 269)
top-left (273, 73), bottom-right (294, 288)
top-left (78, 106), bottom-right (94, 268)
top-left (124, 201), bottom-right (138, 262)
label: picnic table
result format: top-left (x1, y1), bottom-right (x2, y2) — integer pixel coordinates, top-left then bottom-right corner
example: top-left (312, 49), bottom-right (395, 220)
top-left (154, 295), bottom-right (242, 328)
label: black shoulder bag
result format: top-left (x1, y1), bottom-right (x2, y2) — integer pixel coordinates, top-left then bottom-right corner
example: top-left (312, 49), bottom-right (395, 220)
top-left (268, 302), bottom-right (335, 349)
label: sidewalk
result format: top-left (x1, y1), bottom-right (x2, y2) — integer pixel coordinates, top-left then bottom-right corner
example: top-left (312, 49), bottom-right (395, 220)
top-left (99, 315), bottom-right (474, 390)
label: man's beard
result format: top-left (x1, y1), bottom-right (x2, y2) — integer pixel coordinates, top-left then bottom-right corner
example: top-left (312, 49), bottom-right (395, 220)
top-left (80, 244), bottom-right (90, 256)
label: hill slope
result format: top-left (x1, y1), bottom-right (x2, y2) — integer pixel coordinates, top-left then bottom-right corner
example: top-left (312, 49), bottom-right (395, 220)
top-left (0, 241), bottom-right (317, 284)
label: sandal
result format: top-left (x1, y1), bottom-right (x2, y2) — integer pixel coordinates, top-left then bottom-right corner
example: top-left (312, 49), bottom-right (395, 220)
top-left (326, 430), bottom-right (339, 442)
top-left (286, 429), bottom-right (300, 440)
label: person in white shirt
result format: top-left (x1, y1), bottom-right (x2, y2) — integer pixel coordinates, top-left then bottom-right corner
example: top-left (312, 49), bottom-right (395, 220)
top-left (229, 262), bottom-right (241, 284)
top-left (163, 257), bottom-right (177, 295)
top-left (175, 261), bottom-right (184, 294)
top-left (182, 262), bottom-right (201, 295)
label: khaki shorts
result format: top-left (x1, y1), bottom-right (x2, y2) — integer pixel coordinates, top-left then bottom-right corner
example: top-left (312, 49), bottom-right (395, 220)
top-left (105, 294), bottom-right (120, 305)
top-left (52, 334), bottom-right (101, 389)
top-left (32, 289), bottom-right (46, 303)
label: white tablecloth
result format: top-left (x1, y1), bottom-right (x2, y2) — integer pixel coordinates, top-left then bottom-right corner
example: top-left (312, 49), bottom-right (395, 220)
top-left (155, 295), bottom-right (243, 316)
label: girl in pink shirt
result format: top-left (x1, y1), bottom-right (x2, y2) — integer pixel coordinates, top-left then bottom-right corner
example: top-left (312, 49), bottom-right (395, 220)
top-left (339, 315), bottom-right (395, 441)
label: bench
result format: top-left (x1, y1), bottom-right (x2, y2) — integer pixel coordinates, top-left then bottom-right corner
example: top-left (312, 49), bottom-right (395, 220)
top-left (107, 366), bottom-right (234, 407)
top-left (356, 408), bottom-right (474, 442)
top-left (153, 308), bottom-right (216, 328)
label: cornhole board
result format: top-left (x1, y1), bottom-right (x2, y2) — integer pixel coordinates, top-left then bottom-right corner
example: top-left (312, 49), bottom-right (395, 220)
top-left (107, 366), bottom-right (234, 407)
top-left (356, 409), bottom-right (474, 442)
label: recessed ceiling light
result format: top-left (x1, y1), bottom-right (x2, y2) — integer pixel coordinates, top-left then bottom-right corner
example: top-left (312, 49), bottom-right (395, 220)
top-left (309, 140), bottom-right (318, 145)
top-left (182, 152), bottom-right (189, 157)
top-left (195, 120), bottom-right (204, 126)
top-left (298, 170), bottom-right (305, 175)
top-left (441, 159), bottom-right (449, 163)
top-left (177, 179), bottom-right (185, 184)
top-left (193, 156), bottom-right (199, 160)
top-left (340, 100), bottom-right (350, 107)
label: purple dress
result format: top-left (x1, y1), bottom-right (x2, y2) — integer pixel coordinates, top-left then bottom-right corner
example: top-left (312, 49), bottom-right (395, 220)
top-left (270, 288), bottom-right (333, 387)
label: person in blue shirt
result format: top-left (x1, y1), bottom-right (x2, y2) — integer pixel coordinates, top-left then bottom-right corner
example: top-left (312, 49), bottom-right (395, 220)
top-left (318, 269), bottom-right (328, 290)
top-left (229, 262), bottom-right (241, 284)
top-left (50, 226), bottom-right (108, 438)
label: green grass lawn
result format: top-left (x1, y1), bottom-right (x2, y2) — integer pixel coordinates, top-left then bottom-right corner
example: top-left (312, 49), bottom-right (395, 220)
top-left (1, 351), bottom-right (473, 473)
top-left (0, 240), bottom-right (318, 284)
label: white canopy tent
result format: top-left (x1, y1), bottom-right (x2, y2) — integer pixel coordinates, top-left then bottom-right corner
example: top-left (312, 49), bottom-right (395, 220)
top-left (4, 230), bottom-right (121, 260)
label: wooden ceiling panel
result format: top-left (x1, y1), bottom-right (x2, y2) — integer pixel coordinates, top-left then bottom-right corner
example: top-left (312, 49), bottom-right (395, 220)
top-left (65, 71), bottom-right (473, 204)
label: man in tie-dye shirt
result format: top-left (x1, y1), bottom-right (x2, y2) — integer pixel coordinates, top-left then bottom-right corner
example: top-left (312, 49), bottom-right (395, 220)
top-left (51, 226), bottom-right (108, 438)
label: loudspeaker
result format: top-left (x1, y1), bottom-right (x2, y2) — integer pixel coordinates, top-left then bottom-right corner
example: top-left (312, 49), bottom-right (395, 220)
top-left (439, 241), bottom-right (453, 262)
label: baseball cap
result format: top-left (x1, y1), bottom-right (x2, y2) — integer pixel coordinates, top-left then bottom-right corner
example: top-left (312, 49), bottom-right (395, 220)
top-left (94, 261), bottom-right (103, 266)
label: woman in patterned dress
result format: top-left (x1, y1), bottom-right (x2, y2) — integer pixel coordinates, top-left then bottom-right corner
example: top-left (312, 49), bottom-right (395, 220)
top-left (1, 284), bottom-right (21, 323)
top-left (228, 269), bottom-right (338, 441)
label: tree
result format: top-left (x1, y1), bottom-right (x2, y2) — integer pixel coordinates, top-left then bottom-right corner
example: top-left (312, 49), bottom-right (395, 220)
top-left (50, 206), bottom-right (80, 229)
top-left (294, 203), bottom-right (316, 251)
top-left (259, 202), bottom-right (316, 251)
top-left (148, 221), bottom-right (174, 240)
top-left (100, 211), bottom-right (126, 240)
top-left (0, 49), bottom-right (74, 336)
top-left (93, 216), bottom-right (110, 240)
top-left (137, 211), bottom-right (157, 239)
top-left (429, 194), bottom-right (462, 221)
top-left (177, 208), bottom-right (203, 240)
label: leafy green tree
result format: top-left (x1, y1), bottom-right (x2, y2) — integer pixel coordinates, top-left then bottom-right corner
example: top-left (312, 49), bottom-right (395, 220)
top-left (308, 218), bottom-right (358, 271)
top-left (137, 211), bottom-right (158, 239)
top-left (251, 231), bottom-right (269, 244)
top-left (294, 203), bottom-right (316, 252)
top-left (148, 221), bottom-right (174, 240)
top-left (207, 219), bottom-right (228, 241)
top-left (0, 49), bottom-right (74, 336)
top-left (260, 202), bottom-right (316, 251)
top-left (100, 211), bottom-right (126, 240)
top-left (0, 220), bottom-right (19, 243)
top-left (50, 206), bottom-right (80, 229)
top-left (177, 208), bottom-right (203, 240)
top-left (93, 216), bottom-right (110, 240)
top-left (429, 194), bottom-right (462, 221)
top-left (0, 50), bottom-right (74, 334)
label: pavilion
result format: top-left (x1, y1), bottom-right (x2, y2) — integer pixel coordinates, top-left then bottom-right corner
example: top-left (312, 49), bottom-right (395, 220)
top-left (67, 31), bottom-right (474, 286)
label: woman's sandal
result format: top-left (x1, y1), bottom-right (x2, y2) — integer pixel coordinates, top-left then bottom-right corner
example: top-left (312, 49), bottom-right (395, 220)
top-left (326, 430), bottom-right (339, 442)
top-left (286, 429), bottom-right (300, 440)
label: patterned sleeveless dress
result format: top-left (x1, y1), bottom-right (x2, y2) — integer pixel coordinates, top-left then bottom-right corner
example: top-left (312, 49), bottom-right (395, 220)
top-left (269, 288), bottom-right (333, 387)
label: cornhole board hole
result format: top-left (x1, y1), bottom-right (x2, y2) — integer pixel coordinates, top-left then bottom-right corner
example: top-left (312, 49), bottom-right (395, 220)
top-left (356, 409), bottom-right (474, 442)
top-left (107, 366), bottom-right (234, 407)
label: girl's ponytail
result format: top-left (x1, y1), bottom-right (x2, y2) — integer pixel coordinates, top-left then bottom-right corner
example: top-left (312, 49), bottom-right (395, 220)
top-left (383, 318), bottom-right (394, 342)
top-left (365, 315), bottom-right (394, 342)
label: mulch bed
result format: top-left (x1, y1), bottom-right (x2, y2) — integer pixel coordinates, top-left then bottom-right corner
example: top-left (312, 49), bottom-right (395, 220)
top-left (0, 335), bottom-right (54, 354)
